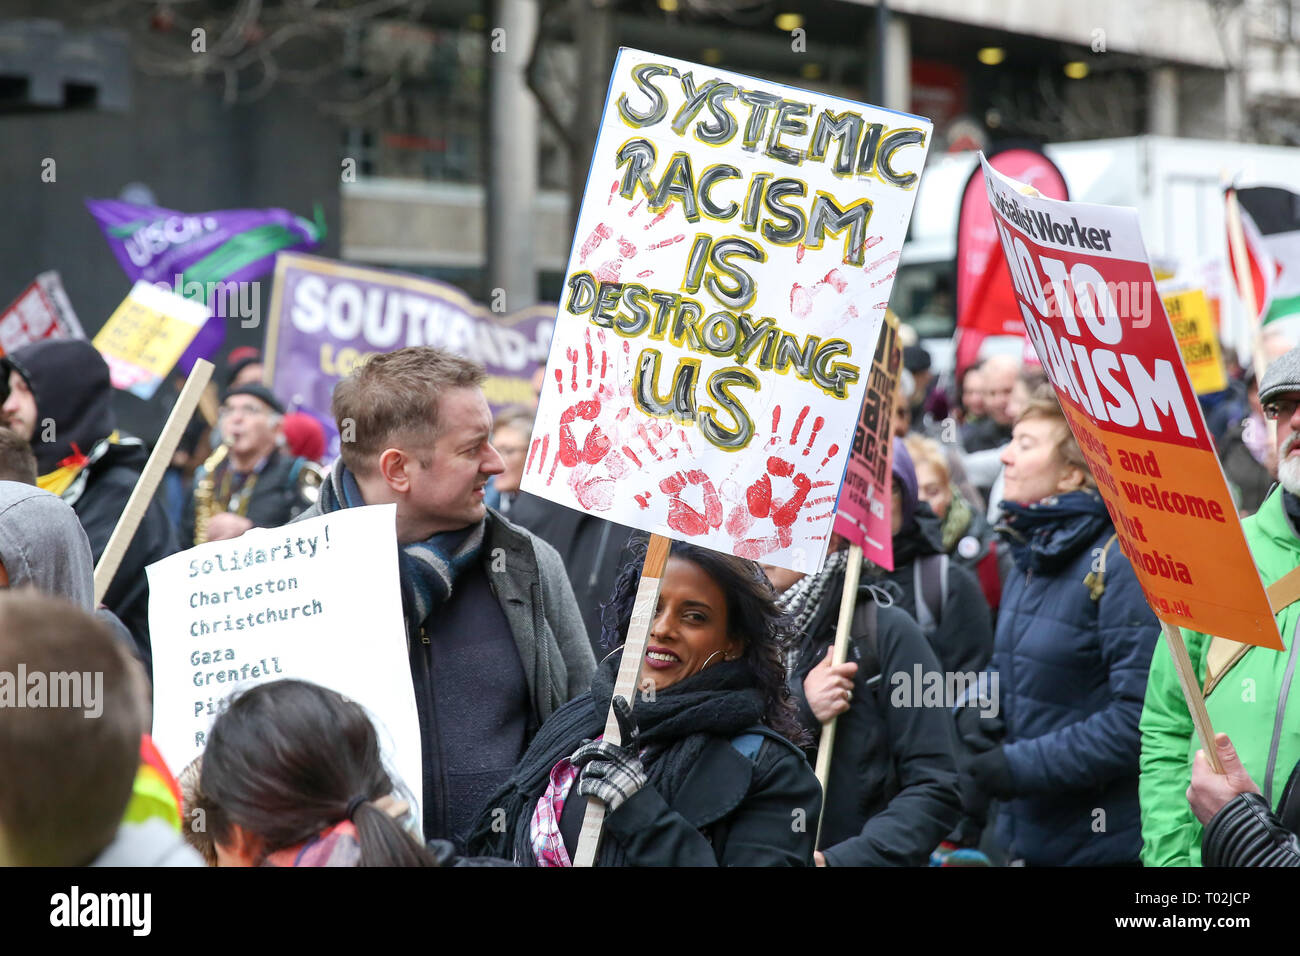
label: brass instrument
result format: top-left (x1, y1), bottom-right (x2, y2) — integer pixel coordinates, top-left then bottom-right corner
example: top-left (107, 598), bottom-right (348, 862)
top-left (193, 442), bottom-right (229, 545)
top-left (295, 458), bottom-right (326, 505)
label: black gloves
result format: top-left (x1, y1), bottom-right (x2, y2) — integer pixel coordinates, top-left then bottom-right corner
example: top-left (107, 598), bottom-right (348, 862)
top-left (571, 696), bottom-right (648, 814)
top-left (959, 746), bottom-right (1014, 824)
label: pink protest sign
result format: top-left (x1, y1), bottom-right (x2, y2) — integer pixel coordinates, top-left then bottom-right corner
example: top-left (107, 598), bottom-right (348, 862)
top-left (832, 310), bottom-right (900, 569)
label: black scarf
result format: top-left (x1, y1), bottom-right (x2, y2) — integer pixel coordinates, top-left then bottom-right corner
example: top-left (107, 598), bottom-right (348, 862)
top-left (466, 650), bottom-right (765, 866)
top-left (995, 488), bottom-right (1112, 574)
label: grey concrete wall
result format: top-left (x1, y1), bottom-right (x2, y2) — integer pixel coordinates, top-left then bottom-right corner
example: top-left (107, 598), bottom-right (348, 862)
top-left (0, 60), bottom-right (342, 439)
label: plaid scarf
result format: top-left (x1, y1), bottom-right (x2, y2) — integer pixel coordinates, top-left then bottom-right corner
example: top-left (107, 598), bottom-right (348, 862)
top-left (777, 549), bottom-right (848, 657)
top-left (468, 651), bottom-right (764, 866)
top-left (316, 464), bottom-right (485, 628)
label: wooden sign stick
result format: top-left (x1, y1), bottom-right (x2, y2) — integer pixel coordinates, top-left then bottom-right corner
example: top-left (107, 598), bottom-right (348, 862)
top-left (572, 532), bottom-right (672, 867)
top-left (1159, 621), bottom-right (1223, 774)
top-left (812, 542), bottom-right (864, 846)
top-left (94, 359), bottom-right (214, 605)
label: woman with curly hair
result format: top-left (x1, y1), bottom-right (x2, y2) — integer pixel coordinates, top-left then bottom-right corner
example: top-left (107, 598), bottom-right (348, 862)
top-left (467, 538), bottom-right (821, 866)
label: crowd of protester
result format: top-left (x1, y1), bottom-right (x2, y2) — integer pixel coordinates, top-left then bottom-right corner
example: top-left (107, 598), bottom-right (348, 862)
top-left (5, 326), bottom-right (1300, 869)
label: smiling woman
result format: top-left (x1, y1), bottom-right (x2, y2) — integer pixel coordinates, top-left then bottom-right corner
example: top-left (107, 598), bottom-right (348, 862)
top-left (468, 538), bottom-right (821, 866)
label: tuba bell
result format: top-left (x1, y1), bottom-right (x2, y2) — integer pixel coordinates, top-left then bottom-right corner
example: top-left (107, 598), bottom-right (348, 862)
top-left (295, 459), bottom-right (326, 505)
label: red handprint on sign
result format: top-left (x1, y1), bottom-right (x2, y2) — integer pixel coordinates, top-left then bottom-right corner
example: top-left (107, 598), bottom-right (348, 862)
top-left (724, 404), bottom-right (840, 560)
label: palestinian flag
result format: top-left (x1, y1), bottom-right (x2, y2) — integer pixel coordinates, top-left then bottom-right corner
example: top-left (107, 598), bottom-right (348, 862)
top-left (1228, 185), bottom-right (1300, 324)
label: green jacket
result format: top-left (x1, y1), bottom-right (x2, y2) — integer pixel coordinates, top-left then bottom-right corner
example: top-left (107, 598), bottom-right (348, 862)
top-left (1139, 486), bottom-right (1300, 866)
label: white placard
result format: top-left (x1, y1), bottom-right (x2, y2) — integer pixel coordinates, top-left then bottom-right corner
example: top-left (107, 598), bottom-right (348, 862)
top-left (147, 505), bottom-right (422, 821)
top-left (522, 48), bottom-right (931, 573)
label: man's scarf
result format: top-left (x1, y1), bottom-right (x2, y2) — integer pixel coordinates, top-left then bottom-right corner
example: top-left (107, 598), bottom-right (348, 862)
top-left (316, 464), bottom-right (484, 627)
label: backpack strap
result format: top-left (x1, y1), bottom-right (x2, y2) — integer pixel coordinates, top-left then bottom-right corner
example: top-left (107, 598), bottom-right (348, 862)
top-left (729, 725), bottom-right (804, 763)
top-left (913, 553), bottom-right (948, 637)
top-left (850, 591), bottom-right (882, 683)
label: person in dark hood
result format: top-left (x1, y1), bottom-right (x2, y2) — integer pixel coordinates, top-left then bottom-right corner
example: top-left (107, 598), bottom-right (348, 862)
top-left (878, 440), bottom-right (993, 677)
top-left (0, 339), bottom-right (178, 668)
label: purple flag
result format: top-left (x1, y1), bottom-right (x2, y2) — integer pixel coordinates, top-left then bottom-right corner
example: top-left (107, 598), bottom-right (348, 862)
top-left (265, 253), bottom-right (555, 464)
top-left (86, 199), bottom-right (324, 369)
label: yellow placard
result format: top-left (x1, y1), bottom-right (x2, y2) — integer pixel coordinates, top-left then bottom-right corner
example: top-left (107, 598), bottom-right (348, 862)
top-left (1163, 289), bottom-right (1227, 395)
top-left (92, 282), bottom-right (209, 398)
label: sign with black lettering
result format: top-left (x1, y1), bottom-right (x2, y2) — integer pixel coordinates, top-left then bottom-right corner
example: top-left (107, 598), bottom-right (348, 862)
top-left (522, 48), bottom-right (932, 574)
top-left (146, 505), bottom-right (423, 812)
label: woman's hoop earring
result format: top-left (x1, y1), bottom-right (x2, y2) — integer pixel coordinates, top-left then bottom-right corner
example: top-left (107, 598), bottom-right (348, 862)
top-left (701, 649), bottom-right (726, 669)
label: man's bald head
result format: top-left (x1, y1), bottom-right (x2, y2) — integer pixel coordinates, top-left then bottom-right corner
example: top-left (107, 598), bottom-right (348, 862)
top-left (982, 355), bottom-right (1022, 426)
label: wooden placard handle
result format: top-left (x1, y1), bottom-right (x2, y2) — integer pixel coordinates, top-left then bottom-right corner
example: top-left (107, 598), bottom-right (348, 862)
top-left (571, 532), bottom-right (671, 867)
top-left (812, 542), bottom-right (863, 846)
top-left (94, 360), bottom-right (214, 605)
top-left (1159, 620), bottom-right (1223, 774)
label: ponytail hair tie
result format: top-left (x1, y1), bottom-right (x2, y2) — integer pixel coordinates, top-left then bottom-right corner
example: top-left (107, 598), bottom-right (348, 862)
top-left (345, 795), bottom-right (368, 820)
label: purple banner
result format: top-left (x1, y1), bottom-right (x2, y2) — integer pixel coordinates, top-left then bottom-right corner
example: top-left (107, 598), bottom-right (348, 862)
top-left (86, 199), bottom-right (323, 368)
top-left (265, 253), bottom-right (555, 463)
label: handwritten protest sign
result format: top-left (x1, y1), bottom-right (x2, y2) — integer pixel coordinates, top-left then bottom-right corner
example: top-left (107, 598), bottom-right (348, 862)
top-left (264, 252), bottom-right (555, 459)
top-left (147, 505), bottom-right (422, 817)
top-left (1163, 288), bottom-right (1227, 395)
top-left (832, 309), bottom-right (901, 569)
top-left (0, 271), bottom-right (84, 354)
top-left (982, 157), bottom-right (1280, 650)
top-left (92, 281), bottom-right (210, 400)
top-left (521, 48), bottom-right (931, 574)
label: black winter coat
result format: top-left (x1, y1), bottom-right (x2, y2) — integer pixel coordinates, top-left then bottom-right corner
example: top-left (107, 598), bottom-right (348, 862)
top-left (68, 439), bottom-right (178, 670)
top-left (789, 578), bottom-right (963, 866)
top-left (508, 492), bottom-right (637, 653)
top-left (882, 507), bottom-right (994, 676)
top-left (181, 447), bottom-right (312, 547)
top-left (598, 727), bottom-right (822, 866)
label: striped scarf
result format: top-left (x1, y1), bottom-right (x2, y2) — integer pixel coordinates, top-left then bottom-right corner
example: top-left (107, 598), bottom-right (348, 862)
top-left (316, 464), bottom-right (485, 628)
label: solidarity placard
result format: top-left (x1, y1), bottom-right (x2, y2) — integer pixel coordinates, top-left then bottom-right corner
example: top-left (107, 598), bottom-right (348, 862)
top-left (982, 157), bottom-right (1281, 650)
top-left (523, 48), bottom-right (931, 573)
top-left (147, 505), bottom-right (424, 814)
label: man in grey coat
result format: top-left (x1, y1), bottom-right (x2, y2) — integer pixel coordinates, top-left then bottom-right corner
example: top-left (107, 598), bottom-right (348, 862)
top-left (296, 347), bottom-right (595, 846)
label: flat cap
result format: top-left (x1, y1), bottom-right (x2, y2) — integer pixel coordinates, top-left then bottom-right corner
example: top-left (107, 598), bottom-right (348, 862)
top-left (1259, 346), bottom-right (1300, 404)
top-left (221, 383), bottom-right (285, 415)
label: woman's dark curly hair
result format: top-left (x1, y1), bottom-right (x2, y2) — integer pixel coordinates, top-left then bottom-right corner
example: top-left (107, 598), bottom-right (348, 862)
top-left (598, 536), bottom-right (809, 747)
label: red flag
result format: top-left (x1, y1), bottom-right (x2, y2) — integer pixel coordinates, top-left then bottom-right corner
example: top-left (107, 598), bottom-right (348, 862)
top-left (954, 148), bottom-right (1069, 372)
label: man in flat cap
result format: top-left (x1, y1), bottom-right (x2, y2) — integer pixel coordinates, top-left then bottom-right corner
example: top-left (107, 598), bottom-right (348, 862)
top-left (1139, 345), bottom-right (1300, 866)
top-left (181, 383), bottom-right (314, 547)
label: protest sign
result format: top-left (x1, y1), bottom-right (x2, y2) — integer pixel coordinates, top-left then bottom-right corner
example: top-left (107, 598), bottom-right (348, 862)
top-left (1163, 288), bottom-right (1227, 395)
top-left (147, 505), bottom-right (422, 819)
top-left (92, 281), bottom-right (210, 400)
top-left (982, 157), bottom-right (1281, 652)
top-left (0, 271), bottom-right (84, 353)
top-left (264, 252), bottom-right (555, 459)
top-left (831, 309), bottom-right (901, 569)
top-left (86, 198), bottom-right (323, 369)
top-left (521, 47), bottom-right (932, 574)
